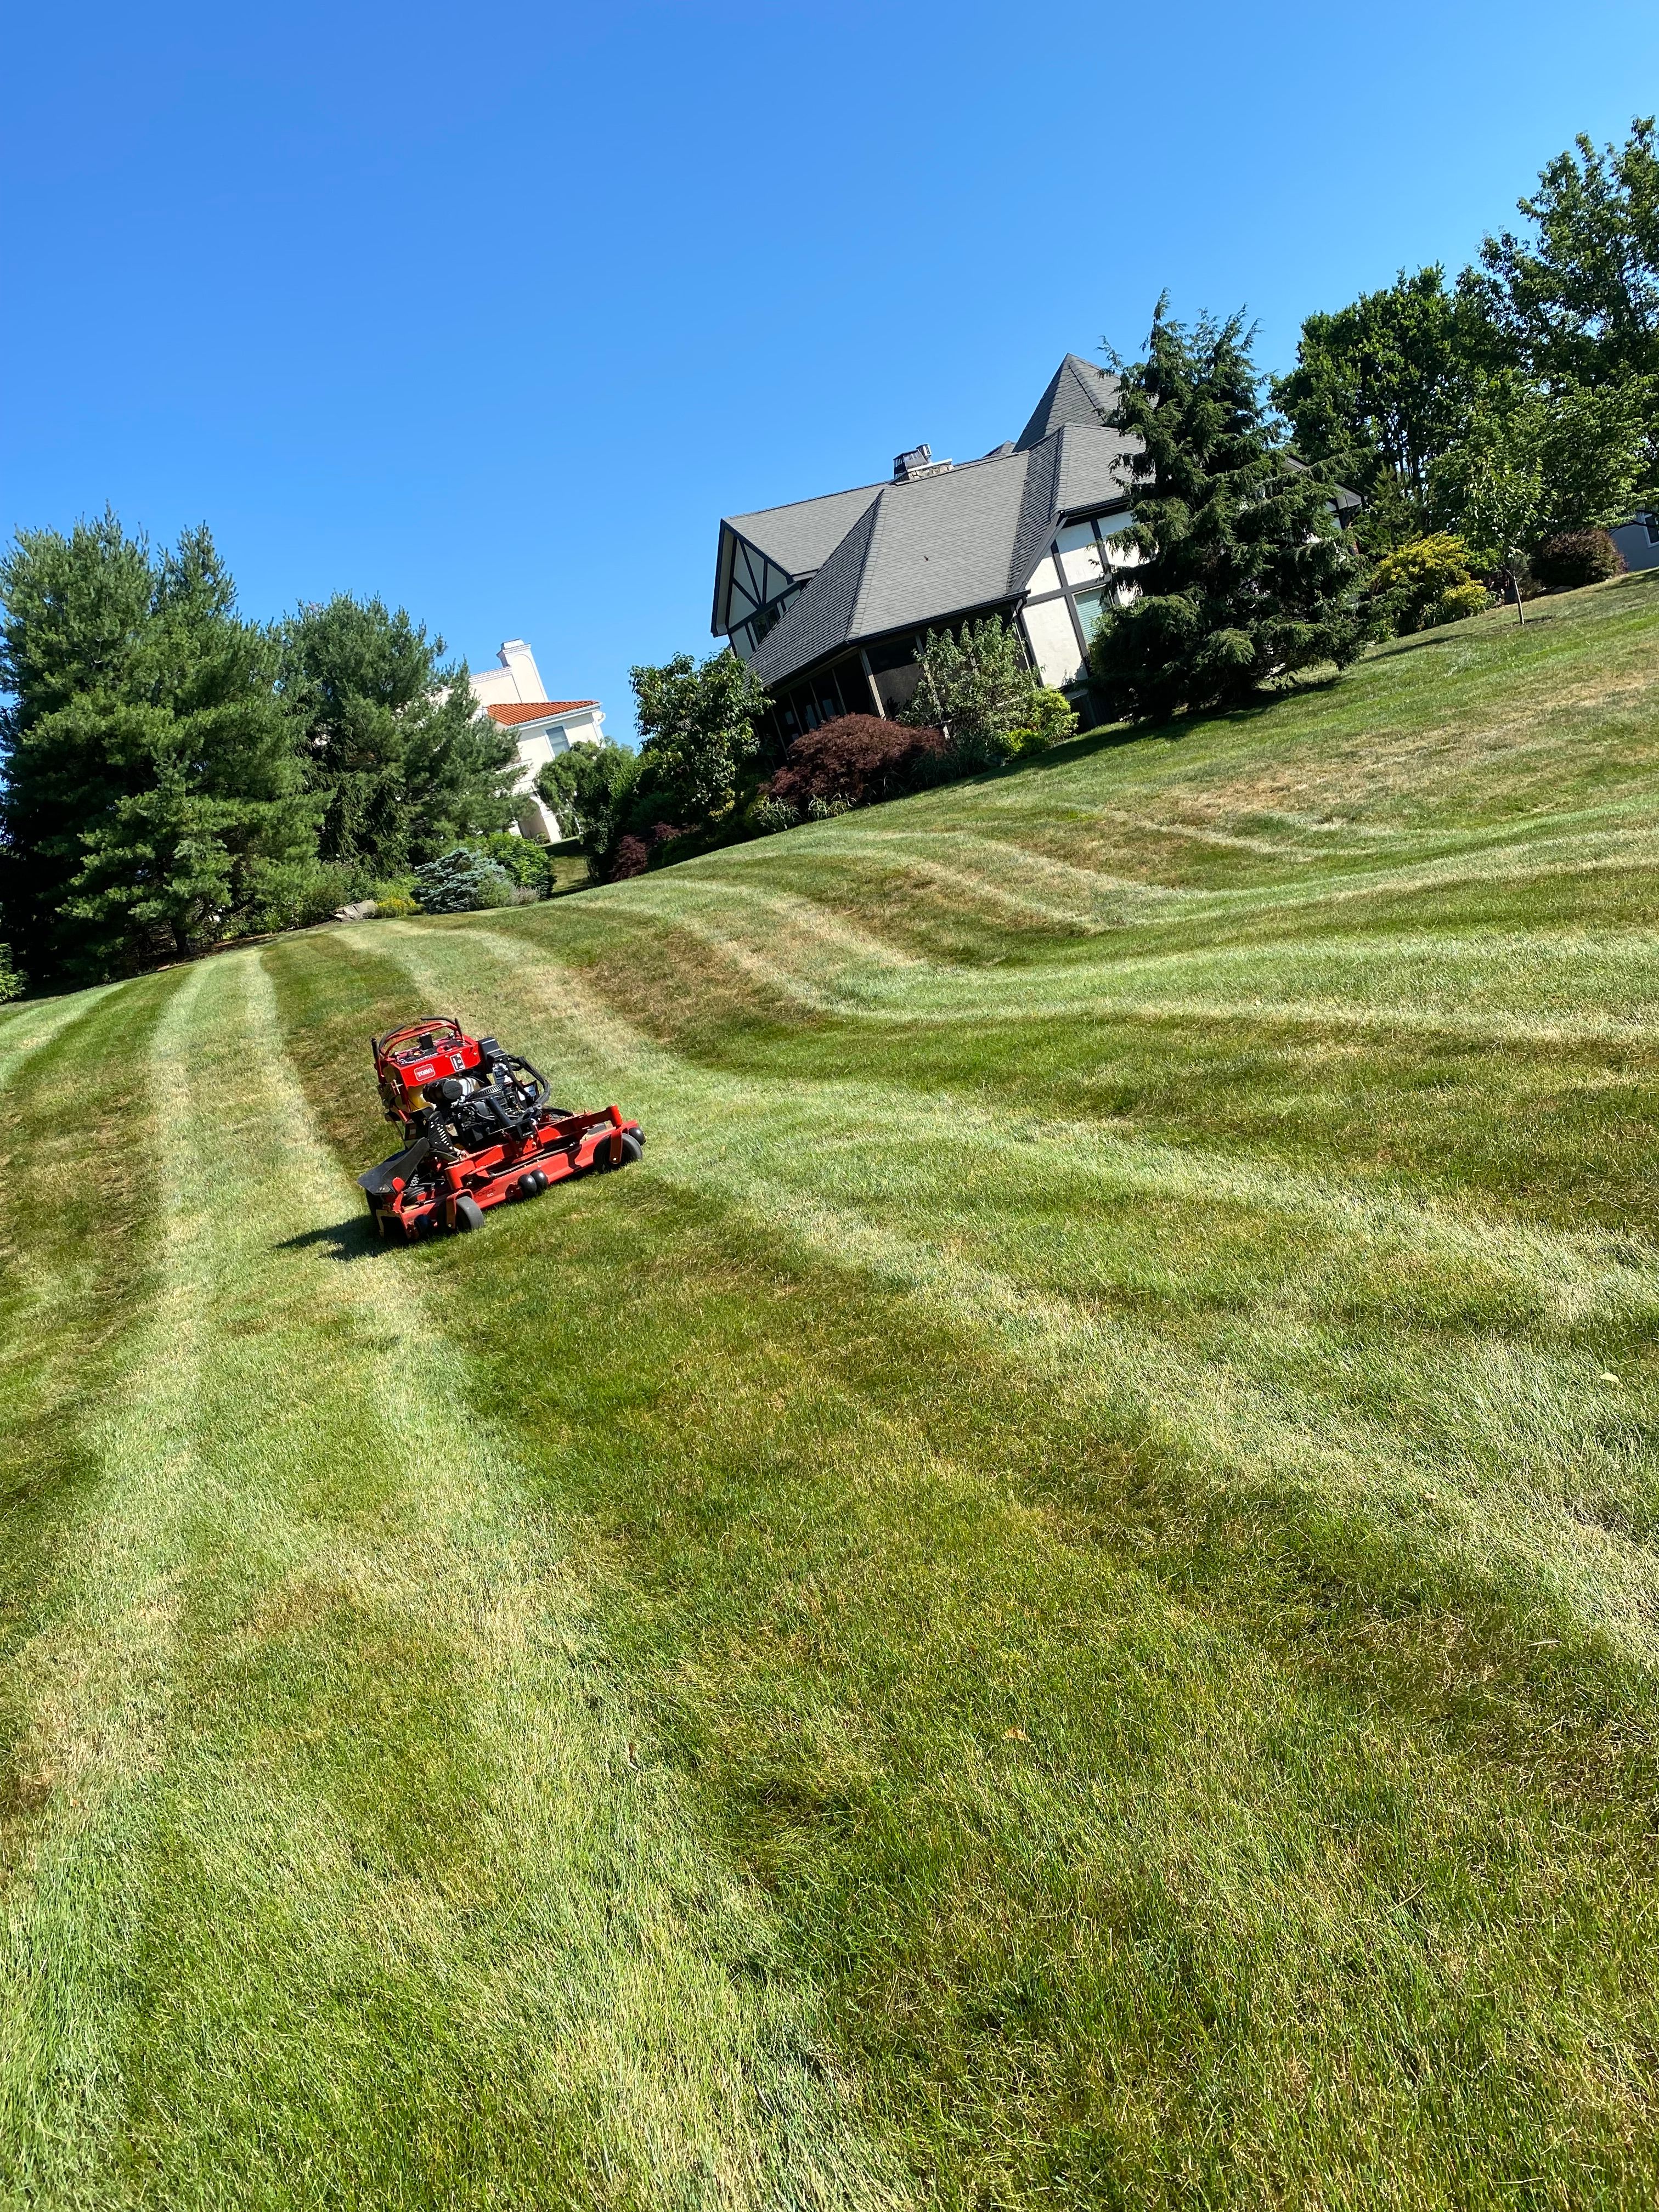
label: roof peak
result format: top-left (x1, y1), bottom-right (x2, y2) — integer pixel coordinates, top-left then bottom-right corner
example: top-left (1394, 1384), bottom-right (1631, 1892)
top-left (1015, 353), bottom-right (1120, 451)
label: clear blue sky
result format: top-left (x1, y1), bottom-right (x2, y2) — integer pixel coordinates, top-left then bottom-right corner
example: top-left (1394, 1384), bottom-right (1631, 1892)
top-left (3, 2), bottom-right (1653, 738)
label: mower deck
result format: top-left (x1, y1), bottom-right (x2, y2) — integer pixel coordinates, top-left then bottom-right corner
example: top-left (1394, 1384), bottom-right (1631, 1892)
top-left (358, 1017), bottom-right (644, 1239)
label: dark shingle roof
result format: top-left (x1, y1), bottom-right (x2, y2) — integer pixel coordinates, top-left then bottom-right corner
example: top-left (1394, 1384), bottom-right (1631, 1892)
top-left (748, 419), bottom-right (1139, 690)
top-left (1015, 353), bottom-right (1121, 449)
top-left (721, 482), bottom-right (885, 578)
top-left (721, 354), bottom-right (1147, 691)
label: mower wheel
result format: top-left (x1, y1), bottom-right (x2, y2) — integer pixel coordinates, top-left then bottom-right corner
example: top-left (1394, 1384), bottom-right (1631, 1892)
top-left (618, 1130), bottom-right (644, 1167)
top-left (453, 1194), bottom-right (486, 1233)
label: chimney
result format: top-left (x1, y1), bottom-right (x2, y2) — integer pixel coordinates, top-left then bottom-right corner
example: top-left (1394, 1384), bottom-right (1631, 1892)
top-left (893, 443), bottom-right (952, 483)
top-left (496, 639), bottom-right (545, 702)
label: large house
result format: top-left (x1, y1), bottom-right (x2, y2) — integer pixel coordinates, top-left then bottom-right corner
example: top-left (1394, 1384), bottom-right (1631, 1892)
top-left (468, 640), bottom-right (605, 840)
top-left (710, 354), bottom-right (1144, 738)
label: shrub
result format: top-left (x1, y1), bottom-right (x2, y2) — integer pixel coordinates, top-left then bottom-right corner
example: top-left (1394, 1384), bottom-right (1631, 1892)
top-left (1531, 528), bottom-right (1626, 590)
top-left (271, 860), bottom-right (365, 930)
top-left (765, 714), bottom-right (950, 813)
top-left (901, 619), bottom-right (1039, 766)
top-left (1006, 688), bottom-right (1078, 756)
top-left (0, 944), bottom-right (21, 1003)
top-left (372, 894), bottom-right (420, 918)
top-left (411, 847), bottom-right (513, 913)
top-left (610, 834), bottom-right (651, 881)
top-left (1368, 534), bottom-right (1491, 634)
top-left (751, 797), bottom-right (800, 836)
top-left (476, 830), bottom-right (556, 898)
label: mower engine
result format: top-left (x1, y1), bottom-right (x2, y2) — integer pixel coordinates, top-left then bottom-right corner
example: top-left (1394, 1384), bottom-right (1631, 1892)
top-left (358, 1016), bottom-right (644, 1239)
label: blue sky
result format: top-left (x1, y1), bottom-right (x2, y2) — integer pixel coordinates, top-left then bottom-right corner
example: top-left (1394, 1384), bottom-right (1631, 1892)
top-left (4, 1), bottom-right (1654, 738)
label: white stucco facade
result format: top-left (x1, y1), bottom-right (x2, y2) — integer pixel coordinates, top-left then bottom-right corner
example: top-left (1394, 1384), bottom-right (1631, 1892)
top-left (468, 640), bottom-right (606, 841)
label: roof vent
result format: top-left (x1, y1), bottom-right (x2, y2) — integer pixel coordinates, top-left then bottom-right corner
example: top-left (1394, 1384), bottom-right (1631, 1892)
top-left (893, 442), bottom-right (952, 483)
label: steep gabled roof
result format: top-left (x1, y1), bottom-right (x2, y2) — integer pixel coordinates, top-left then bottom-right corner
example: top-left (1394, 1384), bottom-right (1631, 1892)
top-left (1015, 353), bottom-right (1121, 449)
top-left (748, 421), bottom-right (1140, 690)
top-left (721, 482), bottom-right (885, 579)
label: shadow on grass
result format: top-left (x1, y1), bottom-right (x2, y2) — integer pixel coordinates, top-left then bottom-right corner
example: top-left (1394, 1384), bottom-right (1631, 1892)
top-left (276, 1215), bottom-right (388, 1263)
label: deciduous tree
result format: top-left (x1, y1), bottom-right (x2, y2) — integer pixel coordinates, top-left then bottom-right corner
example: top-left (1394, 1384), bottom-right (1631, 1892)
top-left (1469, 117), bottom-right (1659, 389)
top-left (1272, 268), bottom-right (1498, 546)
top-left (899, 616), bottom-right (1045, 767)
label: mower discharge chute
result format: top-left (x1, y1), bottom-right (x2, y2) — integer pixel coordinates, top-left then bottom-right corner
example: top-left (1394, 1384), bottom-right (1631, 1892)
top-left (358, 1017), bottom-right (644, 1239)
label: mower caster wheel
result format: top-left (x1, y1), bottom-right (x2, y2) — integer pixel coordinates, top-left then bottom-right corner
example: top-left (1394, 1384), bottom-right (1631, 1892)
top-left (452, 1195), bottom-right (486, 1233)
top-left (618, 1131), bottom-right (644, 1168)
top-left (517, 1169), bottom-right (549, 1198)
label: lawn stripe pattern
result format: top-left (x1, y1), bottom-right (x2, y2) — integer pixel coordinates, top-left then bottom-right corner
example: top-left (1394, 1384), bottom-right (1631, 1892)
top-left (4, 577), bottom-right (1659, 2204)
top-left (1, 952), bottom-right (901, 2209)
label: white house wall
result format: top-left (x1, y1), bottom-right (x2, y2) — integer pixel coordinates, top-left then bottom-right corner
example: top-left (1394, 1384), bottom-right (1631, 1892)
top-left (1021, 595), bottom-right (1086, 688)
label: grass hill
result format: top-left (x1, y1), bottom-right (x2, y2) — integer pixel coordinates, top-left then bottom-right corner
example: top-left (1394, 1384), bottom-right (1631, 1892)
top-left (4, 572), bottom-right (1659, 2208)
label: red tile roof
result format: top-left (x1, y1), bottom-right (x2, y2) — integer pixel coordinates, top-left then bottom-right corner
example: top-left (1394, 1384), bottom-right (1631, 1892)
top-left (486, 699), bottom-right (598, 725)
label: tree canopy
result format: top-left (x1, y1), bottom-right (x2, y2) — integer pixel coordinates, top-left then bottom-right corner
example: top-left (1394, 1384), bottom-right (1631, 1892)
top-left (543, 650), bottom-right (770, 879)
top-left (1469, 117), bottom-right (1659, 389)
top-left (0, 513), bottom-right (316, 983)
top-left (1271, 268), bottom-right (1497, 546)
top-left (279, 595), bottom-right (517, 881)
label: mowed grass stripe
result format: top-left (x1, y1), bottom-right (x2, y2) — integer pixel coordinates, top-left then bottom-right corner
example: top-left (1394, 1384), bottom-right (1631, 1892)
top-left (382, 920), bottom-right (1659, 1681)
top-left (9, 573), bottom-right (1659, 2205)
top-left (267, 923), bottom-right (1659, 2205)
top-left (1, 948), bottom-right (901, 2210)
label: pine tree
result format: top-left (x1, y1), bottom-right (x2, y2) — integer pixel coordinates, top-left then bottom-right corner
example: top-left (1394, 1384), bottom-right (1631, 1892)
top-left (0, 513), bottom-right (316, 983)
top-left (279, 595), bottom-right (517, 879)
top-left (1090, 306), bottom-right (1365, 724)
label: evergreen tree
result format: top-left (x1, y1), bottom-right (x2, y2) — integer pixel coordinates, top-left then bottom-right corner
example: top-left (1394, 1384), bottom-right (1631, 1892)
top-left (410, 847), bottom-right (514, 913)
top-left (0, 512), bottom-right (315, 983)
top-left (1089, 306), bottom-right (1365, 724)
top-left (279, 595), bottom-right (517, 880)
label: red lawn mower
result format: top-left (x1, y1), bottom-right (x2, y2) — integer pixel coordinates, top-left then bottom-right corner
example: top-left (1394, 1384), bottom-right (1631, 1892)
top-left (358, 1017), bottom-right (644, 1239)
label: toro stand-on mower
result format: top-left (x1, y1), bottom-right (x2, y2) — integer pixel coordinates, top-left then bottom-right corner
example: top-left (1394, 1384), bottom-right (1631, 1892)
top-left (358, 1017), bottom-right (644, 1239)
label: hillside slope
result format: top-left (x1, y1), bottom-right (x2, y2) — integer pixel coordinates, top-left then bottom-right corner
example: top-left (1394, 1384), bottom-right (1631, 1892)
top-left (4, 574), bottom-right (1659, 2207)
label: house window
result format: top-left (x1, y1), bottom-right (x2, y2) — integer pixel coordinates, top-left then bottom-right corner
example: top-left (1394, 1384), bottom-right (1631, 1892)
top-left (1071, 589), bottom-right (1108, 650)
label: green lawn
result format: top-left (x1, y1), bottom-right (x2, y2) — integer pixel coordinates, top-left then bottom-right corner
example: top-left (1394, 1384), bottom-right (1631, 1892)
top-left (5, 574), bottom-right (1659, 2207)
